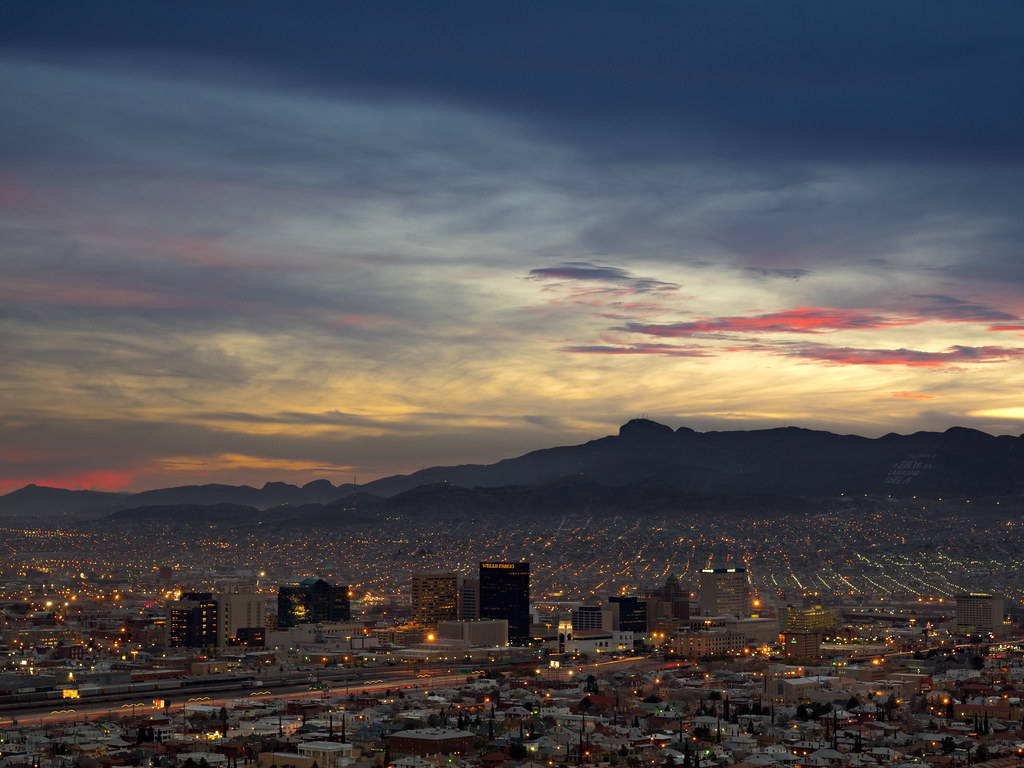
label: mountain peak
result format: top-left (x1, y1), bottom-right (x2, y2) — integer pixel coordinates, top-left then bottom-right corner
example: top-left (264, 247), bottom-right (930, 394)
top-left (618, 418), bottom-right (674, 439)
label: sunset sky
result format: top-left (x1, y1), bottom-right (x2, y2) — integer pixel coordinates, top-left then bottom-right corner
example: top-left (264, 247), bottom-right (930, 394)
top-left (2, 2), bottom-right (1024, 492)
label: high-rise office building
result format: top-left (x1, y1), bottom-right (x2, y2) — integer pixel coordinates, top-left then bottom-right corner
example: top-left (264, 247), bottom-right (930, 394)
top-left (698, 567), bottom-right (749, 617)
top-left (168, 592), bottom-right (219, 648)
top-left (479, 562), bottom-right (529, 644)
top-left (411, 572), bottom-right (459, 626)
top-left (459, 577), bottom-right (479, 620)
top-left (956, 593), bottom-right (1005, 636)
top-left (784, 605), bottom-right (839, 633)
top-left (220, 593), bottom-right (267, 647)
top-left (782, 631), bottom-right (822, 659)
top-left (662, 575), bottom-right (690, 620)
top-left (277, 578), bottom-right (350, 627)
top-left (608, 596), bottom-right (647, 633)
top-left (572, 605), bottom-right (606, 631)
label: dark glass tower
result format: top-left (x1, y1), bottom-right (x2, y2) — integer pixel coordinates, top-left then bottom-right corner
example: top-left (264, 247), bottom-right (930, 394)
top-left (608, 596), bottom-right (647, 633)
top-left (277, 578), bottom-right (350, 627)
top-left (479, 561), bottom-right (530, 644)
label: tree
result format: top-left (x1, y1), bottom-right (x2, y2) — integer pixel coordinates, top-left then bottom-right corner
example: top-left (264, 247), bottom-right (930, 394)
top-left (509, 743), bottom-right (528, 759)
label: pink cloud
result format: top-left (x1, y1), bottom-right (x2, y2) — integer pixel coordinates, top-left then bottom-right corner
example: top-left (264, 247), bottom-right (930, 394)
top-left (622, 306), bottom-right (909, 337)
top-left (1, 276), bottom-right (194, 309)
top-left (884, 391), bottom-right (937, 400)
top-left (0, 173), bottom-right (31, 207)
top-left (988, 324), bottom-right (1024, 332)
top-left (331, 313), bottom-right (399, 329)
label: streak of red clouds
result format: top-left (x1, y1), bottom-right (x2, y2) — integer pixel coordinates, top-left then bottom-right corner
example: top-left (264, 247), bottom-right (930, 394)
top-left (2, 276), bottom-right (194, 309)
top-left (0, 177), bottom-right (30, 206)
top-left (988, 325), bottom-right (1024, 332)
top-left (331, 313), bottom-right (399, 329)
top-left (621, 306), bottom-right (911, 336)
top-left (884, 391), bottom-right (937, 400)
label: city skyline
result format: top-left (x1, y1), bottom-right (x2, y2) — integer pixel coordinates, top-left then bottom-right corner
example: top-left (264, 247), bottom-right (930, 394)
top-left (3, 3), bottom-right (1024, 492)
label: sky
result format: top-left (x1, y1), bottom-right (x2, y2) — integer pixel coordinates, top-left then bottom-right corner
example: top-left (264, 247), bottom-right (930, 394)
top-left (2, 2), bottom-right (1024, 493)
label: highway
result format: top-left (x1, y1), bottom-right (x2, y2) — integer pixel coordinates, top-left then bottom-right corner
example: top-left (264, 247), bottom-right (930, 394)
top-left (0, 654), bottom-right (655, 729)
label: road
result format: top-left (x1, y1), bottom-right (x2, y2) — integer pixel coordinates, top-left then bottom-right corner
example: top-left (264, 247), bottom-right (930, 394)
top-left (0, 654), bottom-right (655, 729)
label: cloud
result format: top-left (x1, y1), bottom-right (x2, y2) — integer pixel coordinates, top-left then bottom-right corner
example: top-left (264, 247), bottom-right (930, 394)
top-left (331, 314), bottom-right (400, 330)
top-left (912, 294), bottom-right (1018, 323)
top-left (773, 343), bottom-right (1024, 367)
top-left (528, 262), bottom-right (679, 294)
top-left (883, 391), bottom-right (936, 400)
top-left (620, 307), bottom-right (906, 337)
top-left (559, 343), bottom-right (711, 357)
top-left (743, 267), bottom-right (810, 280)
top-left (987, 324), bottom-right (1024, 332)
top-left (968, 407), bottom-right (1024, 420)
top-left (1, 46), bottom-right (1024, 490)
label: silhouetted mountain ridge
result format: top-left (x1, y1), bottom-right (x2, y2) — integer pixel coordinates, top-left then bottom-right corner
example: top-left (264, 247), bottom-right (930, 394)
top-left (3, 419), bottom-right (1023, 523)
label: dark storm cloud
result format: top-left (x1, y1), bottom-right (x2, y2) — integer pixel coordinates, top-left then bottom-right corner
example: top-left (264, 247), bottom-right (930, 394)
top-left (4, 1), bottom-right (1023, 163)
top-left (528, 262), bottom-right (678, 293)
top-left (912, 295), bottom-right (1018, 323)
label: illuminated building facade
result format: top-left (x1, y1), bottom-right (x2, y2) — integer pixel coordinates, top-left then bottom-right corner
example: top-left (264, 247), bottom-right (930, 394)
top-left (411, 571), bottom-right (459, 626)
top-left (956, 592), bottom-right (1005, 636)
top-left (699, 567), bottom-right (749, 617)
top-left (168, 592), bottom-right (218, 648)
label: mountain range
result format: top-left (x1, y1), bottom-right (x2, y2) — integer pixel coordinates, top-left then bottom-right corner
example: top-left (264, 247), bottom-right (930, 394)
top-left (2, 419), bottom-right (1022, 524)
